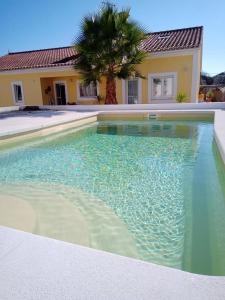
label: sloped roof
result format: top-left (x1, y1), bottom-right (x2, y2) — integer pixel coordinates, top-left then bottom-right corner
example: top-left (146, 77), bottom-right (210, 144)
top-left (0, 47), bottom-right (78, 71)
top-left (141, 26), bottom-right (203, 53)
top-left (0, 26), bottom-right (203, 72)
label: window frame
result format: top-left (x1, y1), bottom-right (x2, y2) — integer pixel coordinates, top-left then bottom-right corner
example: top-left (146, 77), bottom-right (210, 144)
top-left (11, 81), bottom-right (24, 105)
top-left (77, 81), bottom-right (99, 101)
top-left (148, 72), bottom-right (177, 102)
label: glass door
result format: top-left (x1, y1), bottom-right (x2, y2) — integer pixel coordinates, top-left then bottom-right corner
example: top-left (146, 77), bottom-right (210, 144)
top-left (127, 79), bottom-right (138, 104)
top-left (55, 83), bottom-right (67, 105)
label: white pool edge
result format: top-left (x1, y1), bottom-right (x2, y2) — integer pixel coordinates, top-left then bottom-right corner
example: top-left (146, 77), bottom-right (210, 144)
top-left (0, 226), bottom-right (224, 300)
top-left (214, 110), bottom-right (225, 165)
top-left (41, 102), bottom-right (225, 111)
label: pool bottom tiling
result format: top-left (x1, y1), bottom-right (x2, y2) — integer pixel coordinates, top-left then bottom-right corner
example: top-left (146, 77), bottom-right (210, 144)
top-left (0, 120), bottom-right (225, 275)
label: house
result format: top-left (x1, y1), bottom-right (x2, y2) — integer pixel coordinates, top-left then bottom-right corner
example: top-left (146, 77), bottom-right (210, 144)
top-left (0, 26), bottom-right (203, 107)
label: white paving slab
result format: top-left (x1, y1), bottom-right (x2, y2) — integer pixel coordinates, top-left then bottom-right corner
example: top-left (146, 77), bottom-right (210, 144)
top-left (0, 106), bottom-right (19, 113)
top-left (0, 226), bottom-right (224, 300)
top-left (214, 110), bottom-right (225, 164)
top-left (0, 110), bottom-right (97, 138)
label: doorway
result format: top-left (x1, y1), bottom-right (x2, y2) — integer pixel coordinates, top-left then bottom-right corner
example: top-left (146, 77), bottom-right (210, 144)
top-left (54, 82), bottom-right (67, 105)
top-left (127, 79), bottom-right (139, 104)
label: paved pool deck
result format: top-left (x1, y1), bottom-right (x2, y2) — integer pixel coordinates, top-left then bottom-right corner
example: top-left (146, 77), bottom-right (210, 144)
top-left (0, 110), bottom-right (98, 139)
top-left (0, 226), bottom-right (225, 300)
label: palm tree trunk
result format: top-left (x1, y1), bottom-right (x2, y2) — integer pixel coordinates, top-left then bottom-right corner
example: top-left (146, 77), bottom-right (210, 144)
top-left (105, 77), bottom-right (118, 104)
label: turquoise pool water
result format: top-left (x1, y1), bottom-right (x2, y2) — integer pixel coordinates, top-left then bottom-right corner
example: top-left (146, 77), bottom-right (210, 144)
top-left (0, 120), bottom-right (225, 275)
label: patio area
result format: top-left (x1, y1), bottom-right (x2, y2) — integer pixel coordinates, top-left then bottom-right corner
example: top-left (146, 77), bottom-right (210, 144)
top-left (0, 226), bottom-right (225, 300)
top-left (0, 109), bottom-right (97, 139)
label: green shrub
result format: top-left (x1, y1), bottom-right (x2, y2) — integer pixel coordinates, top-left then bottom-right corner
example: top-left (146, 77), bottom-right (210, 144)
top-left (206, 90), bottom-right (213, 98)
top-left (176, 92), bottom-right (187, 103)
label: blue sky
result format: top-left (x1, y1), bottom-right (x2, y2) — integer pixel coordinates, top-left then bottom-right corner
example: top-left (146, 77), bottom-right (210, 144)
top-left (0, 0), bottom-right (224, 75)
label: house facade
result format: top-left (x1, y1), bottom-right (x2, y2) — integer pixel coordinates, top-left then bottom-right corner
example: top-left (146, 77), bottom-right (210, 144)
top-left (0, 26), bottom-right (203, 107)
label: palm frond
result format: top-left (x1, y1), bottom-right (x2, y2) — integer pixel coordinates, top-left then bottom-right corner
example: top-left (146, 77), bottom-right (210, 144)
top-left (73, 2), bottom-right (147, 82)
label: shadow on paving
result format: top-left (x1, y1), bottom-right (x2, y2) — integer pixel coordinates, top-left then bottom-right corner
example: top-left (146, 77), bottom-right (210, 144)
top-left (0, 110), bottom-right (67, 119)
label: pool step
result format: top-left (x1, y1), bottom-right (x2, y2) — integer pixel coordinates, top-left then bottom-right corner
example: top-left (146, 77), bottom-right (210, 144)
top-left (0, 183), bottom-right (139, 259)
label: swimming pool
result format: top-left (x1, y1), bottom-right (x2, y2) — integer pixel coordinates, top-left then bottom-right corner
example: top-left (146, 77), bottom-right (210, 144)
top-left (0, 119), bottom-right (225, 275)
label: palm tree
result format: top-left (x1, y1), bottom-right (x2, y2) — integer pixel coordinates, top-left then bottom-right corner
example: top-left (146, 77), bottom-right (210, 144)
top-left (74, 2), bottom-right (146, 104)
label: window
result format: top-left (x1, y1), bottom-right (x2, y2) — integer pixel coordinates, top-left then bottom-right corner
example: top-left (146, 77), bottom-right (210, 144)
top-left (11, 81), bottom-right (24, 104)
top-left (150, 73), bottom-right (176, 100)
top-left (78, 82), bottom-right (98, 99)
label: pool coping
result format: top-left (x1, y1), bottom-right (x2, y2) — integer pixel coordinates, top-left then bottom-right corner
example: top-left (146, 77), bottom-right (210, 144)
top-left (214, 110), bottom-right (225, 164)
top-left (0, 226), bottom-right (225, 300)
top-left (42, 102), bottom-right (225, 111)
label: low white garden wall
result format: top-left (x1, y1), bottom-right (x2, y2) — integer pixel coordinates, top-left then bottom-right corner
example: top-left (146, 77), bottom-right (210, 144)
top-left (41, 102), bottom-right (225, 111)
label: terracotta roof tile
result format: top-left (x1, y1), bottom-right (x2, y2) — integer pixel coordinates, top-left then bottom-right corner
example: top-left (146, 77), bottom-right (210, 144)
top-left (140, 26), bottom-right (203, 53)
top-left (0, 46), bottom-right (78, 71)
top-left (0, 26), bottom-right (203, 71)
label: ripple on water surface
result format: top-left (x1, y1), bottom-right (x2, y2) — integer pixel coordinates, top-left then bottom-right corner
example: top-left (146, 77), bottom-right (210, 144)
top-left (0, 120), bottom-right (225, 275)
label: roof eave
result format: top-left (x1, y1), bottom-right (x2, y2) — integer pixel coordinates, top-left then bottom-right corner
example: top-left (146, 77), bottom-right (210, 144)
top-left (0, 65), bottom-right (76, 74)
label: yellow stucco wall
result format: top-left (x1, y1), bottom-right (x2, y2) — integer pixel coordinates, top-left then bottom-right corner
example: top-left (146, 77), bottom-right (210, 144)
top-left (40, 78), bottom-right (54, 105)
top-left (196, 48), bottom-right (202, 100)
top-left (0, 74), bottom-right (45, 106)
top-left (0, 51), bottom-right (200, 107)
top-left (135, 55), bottom-right (193, 104)
top-left (0, 76), bottom-right (15, 106)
